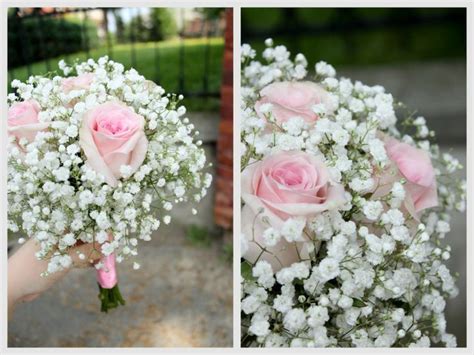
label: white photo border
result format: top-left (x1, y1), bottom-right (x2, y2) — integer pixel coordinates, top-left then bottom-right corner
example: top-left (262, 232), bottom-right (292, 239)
top-left (0, 0), bottom-right (472, 354)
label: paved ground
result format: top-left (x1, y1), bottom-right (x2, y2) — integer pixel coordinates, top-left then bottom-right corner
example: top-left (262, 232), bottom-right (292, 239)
top-left (339, 60), bottom-right (466, 145)
top-left (8, 144), bottom-right (234, 348)
top-left (441, 147), bottom-right (467, 347)
top-left (9, 228), bottom-right (233, 347)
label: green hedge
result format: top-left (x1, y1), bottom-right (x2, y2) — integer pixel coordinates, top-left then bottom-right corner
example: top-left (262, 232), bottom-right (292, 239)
top-left (8, 14), bottom-right (99, 69)
top-left (241, 8), bottom-right (466, 66)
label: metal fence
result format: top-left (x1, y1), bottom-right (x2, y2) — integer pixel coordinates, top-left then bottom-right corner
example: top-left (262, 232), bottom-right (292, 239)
top-left (8, 7), bottom-right (223, 99)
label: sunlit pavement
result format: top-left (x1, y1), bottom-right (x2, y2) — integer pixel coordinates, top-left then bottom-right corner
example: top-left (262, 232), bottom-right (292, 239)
top-left (9, 225), bottom-right (232, 347)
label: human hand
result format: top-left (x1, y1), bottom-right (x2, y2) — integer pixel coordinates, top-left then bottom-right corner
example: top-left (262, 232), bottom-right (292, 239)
top-left (8, 238), bottom-right (102, 317)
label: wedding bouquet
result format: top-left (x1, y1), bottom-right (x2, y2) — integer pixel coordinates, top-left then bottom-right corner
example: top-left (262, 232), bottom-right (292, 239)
top-left (240, 40), bottom-right (465, 347)
top-left (7, 57), bottom-right (212, 312)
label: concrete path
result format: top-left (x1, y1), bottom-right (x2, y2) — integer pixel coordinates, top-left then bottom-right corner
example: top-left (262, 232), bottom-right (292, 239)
top-left (9, 225), bottom-right (233, 347)
top-left (339, 60), bottom-right (466, 145)
top-left (442, 147), bottom-right (466, 347)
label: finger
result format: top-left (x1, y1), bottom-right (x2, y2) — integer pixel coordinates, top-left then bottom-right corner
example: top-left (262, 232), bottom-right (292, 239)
top-left (69, 242), bottom-right (103, 268)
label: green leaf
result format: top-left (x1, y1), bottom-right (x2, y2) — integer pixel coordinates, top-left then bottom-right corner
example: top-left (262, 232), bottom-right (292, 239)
top-left (241, 261), bottom-right (255, 281)
top-left (352, 298), bottom-right (367, 308)
top-left (98, 283), bottom-right (126, 313)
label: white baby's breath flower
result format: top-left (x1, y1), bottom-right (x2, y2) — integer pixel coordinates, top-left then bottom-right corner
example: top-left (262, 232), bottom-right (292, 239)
top-left (52, 167), bottom-right (70, 182)
top-left (240, 42), bottom-right (463, 346)
top-left (315, 61), bottom-right (336, 77)
top-left (362, 200), bottom-right (383, 221)
top-left (65, 125), bottom-right (78, 138)
top-left (120, 165), bottom-right (133, 178)
top-left (262, 227), bottom-right (281, 247)
top-left (281, 218), bottom-right (306, 242)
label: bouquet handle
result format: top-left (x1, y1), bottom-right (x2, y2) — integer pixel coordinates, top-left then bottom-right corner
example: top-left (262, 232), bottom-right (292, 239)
top-left (96, 253), bottom-right (125, 312)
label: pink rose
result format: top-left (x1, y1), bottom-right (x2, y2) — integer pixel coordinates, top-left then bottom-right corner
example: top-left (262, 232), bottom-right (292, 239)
top-left (61, 73), bottom-right (94, 94)
top-left (8, 100), bottom-right (49, 142)
top-left (373, 137), bottom-right (438, 217)
top-left (255, 81), bottom-right (333, 124)
top-left (79, 101), bottom-right (148, 187)
top-left (241, 151), bottom-right (346, 270)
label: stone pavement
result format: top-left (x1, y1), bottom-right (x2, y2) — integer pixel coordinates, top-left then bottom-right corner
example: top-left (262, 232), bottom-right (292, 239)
top-left (339, 60), bottom-right (466, 145)
top-left (442, 147), bottom-right (467, 347)
top-left (9, 225), bottom-right (233, 347)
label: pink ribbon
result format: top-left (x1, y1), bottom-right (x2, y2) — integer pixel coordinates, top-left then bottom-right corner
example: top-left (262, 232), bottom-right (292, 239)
top-left (96, 253), bottom-right (118, 289)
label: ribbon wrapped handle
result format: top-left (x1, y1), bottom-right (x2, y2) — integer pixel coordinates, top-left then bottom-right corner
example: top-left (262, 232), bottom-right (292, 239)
top-left (96, 253), bottom-right (125, 312)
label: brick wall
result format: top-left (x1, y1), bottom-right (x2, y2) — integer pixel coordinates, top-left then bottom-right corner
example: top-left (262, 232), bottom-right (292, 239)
top-left (214, 8), bottom-right (233, 230)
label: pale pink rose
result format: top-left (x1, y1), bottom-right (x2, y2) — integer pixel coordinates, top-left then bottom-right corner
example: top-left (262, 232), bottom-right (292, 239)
top-left (255, 81), bottom-right (334, 124)
top-left (241, 151), bottom-right (346, 271)
top-left (79, 101), bottom-right (148, 187)
top-left (373, 137), bottom-right (438, 217)
top-left (61, 73), bottom-right (94, 94)
top-left (8, 100), bottom-right (49, 142)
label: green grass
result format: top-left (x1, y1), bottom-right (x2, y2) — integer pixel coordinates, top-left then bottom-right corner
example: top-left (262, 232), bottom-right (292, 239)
top-left (221, 242), bottom-right (233, 264)
top-left (185, 224), bottom-right (212, 247)
top-left (8, 37), bottom-right (224, 111)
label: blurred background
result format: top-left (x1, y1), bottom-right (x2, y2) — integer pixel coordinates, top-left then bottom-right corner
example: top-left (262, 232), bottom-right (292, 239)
top-left (242, 7), bottom-right (467, 347)
top-left (8, 7), bottom-right (226, 111)
top-left (8, 7), bottom-right (233, 347)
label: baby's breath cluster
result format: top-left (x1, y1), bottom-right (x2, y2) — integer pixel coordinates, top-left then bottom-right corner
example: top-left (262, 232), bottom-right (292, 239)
top-left (240, 41), bottom-right (465, 348)
top-left (8, 57), bottom-right (212, 274)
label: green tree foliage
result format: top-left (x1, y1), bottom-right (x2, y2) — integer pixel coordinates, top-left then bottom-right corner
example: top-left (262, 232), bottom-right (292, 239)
top-left (198, 8), bottom-right (225, 20)
top-left (128, 13), bottom-right (148, 42)
top-left (113, 10), bottom-right (126, 44)
top-left (242, 8), bottom-right (466, 66)
top-left (148, 8), bottom-right (177, 41)
top-left (8, 9), bottom-right (99, 69)
top-left (124, 9), bottom-right (177, 42)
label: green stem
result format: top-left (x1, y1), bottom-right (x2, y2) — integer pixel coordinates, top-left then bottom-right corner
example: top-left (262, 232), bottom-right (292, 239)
top-left (98, 283), bottom-right (126, 313)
